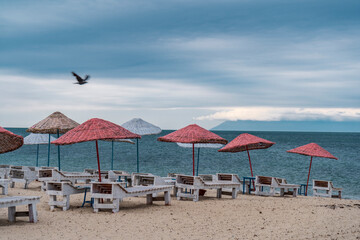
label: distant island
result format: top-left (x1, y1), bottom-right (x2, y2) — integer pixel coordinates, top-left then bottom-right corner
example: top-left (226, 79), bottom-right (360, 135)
top-left (211, 120), bottom-right (360, 132)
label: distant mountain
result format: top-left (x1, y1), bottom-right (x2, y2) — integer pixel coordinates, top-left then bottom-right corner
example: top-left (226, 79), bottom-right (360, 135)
top-left (211, 120), bottom-right (360, 132)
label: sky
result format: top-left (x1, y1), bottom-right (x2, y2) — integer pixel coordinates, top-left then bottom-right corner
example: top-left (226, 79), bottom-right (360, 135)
top-left (1, 0), bottom-right (359, 130)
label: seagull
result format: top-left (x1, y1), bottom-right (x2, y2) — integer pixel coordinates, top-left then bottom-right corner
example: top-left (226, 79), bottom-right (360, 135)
top-left (72, 72), bottom-right (90, 85)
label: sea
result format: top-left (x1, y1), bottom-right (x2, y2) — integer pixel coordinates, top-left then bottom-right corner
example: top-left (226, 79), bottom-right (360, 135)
top-left (1, 128), bottom-right (359, 200)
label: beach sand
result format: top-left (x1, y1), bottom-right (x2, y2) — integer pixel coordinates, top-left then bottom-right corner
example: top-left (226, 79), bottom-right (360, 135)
top-left (1, 182), bottom-right (360, 240)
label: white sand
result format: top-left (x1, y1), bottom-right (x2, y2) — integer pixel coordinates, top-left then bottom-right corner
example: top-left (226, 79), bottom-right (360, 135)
top-left (1, 182), bottom-right (360, 240)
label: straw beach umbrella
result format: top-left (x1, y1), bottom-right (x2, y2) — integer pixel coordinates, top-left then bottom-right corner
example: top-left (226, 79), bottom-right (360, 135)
top-left (27, 111), bottom-right (79, 170)
top-left (218, 133), bottom-right (275, 188)
top-left (287, 143), bottom-right (338, 196)
top-left (0, 126), bottom-right (24, 154)
top-left (122, 118), bottom-right (162, 172)
top-left (177, 143), bottom-right (224, 176)
top-left (52, 118), bottom-right (141, 181)
top-left (24, 133), bottom-right (57, 167)
top-left (158, 124), bottom-right (227, 176)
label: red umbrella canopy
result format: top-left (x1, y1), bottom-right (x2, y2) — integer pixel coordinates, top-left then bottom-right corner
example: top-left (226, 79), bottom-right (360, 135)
top-left (157, 124), bottom-right (227, 144)
top-left (0, 126), bottom-right (24, 154)
top-left (287, 143), bottom-right (338, 160)
top-left (52, 118), bottom-right (141, 145)
top-left (218, 133), bottom-right (275, 152)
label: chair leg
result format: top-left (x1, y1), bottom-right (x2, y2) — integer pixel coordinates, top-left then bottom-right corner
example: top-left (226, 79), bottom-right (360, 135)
top-left (216, 188), bottom-right (222, 198)
top-left (177, 188), bottom-right (182, 200)
top-left (293, 188), bottom-right (298, 197)
top-left (8, 206), bottom-right (16, 222)
top-left (28, 203), bottom-right (38, 223)
top-left (193, 189), bottom-right (199, 202)
top-left (164, 191), bottom-right (171, 205)
top-left (112, 199), bottom-right (120, 213)
top-left (232, 188), bottom-right (237, 199)
top-left (146, 194), bottom-right (153, 205)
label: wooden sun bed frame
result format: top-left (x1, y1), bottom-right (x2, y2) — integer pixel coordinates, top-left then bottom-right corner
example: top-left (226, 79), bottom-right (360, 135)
top-left (46, 181), bottom-right (88, 211)
top-left (313, 180), bottom-right (342, 199)
top-left (255, 176), bottom-right (300, 197)
top-left (91, 182), bottom-right (172, 213)
top-left (0, 196), bottom-right (40, 223)
top-left (175, 174), bottom-right (242, 202)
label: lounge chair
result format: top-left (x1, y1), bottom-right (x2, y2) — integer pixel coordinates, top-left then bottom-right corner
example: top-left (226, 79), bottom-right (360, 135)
top-left (0, 196), bottom-right (40, 223)
top-left (313, 180), bottom-right (342, 199)
top-left (175, 174), bottom-right (241, 202)
top-left (9, 167), bottom-right (38, 189)
top-left (132, 174), bottom-right (177, 196)
top-left (91, 182), bottom-right (172, 213)
top-left (271, 177), bottom-right (300, 197)
top-left (38, 169), bottom-right (99, 190)
top-left (46, 181), bottom-right (88, 211)
top-left (255, 176), bottom-right (300, 197)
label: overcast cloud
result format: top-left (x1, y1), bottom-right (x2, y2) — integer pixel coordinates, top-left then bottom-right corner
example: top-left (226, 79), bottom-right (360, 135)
top-left (1, 0), bottom-right (359, 129)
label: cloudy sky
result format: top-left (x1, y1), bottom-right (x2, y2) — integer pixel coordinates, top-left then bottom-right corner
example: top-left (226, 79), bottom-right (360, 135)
top-left (1, 0), bottom-right (359, 129)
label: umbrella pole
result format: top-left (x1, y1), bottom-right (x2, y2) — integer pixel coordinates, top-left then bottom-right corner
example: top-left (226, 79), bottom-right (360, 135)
top-left (196, 148), bottom-right (200, 176)
top-left (192, 143), bottom-right (195, 176)
top-left (111, 141), bottom-right (114, 170)
top-left (96, 140), bottom-right (102, 182)
top-left (36, 144), bottom-right (39, 167)
top-left (246, 147), bottom-right (256, 190)
top-left (136, 138), bottom-right (139, 173)
top-left (47, 134), bottom-right (51, 167)
top-left (57, 129), bottom-right (61, 170)
top-left (306, 156), bottom-right (313, 196)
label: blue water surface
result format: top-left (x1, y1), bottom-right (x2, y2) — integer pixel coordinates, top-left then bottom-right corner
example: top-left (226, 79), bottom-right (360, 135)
top-left (1, 129), bottom-right (359, 199)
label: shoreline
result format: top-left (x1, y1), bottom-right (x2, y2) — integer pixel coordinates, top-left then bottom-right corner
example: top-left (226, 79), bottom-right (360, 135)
top-left (1, 182), bottom-right (360, 239)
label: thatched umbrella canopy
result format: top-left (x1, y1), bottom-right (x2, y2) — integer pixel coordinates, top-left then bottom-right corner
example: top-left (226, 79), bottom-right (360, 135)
top-left (0, 126), bottom-right (24, 154)
top-left (27, 111), bottom-right (79, 134)
top-left (122, 118), bottom-right (162, 172)
top-left (27, 111), bottom-right (79, 170)
top-left (158, 124), bottom-right (227, 176)
top-left (287, 143), bottom-right (337, 196)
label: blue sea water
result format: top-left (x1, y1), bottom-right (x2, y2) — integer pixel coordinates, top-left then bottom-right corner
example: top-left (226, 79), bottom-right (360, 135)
top-left (1, 128), bottom-right (359, 199)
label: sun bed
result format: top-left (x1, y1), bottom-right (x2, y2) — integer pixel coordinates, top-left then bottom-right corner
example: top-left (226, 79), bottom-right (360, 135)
top-left (271, 177), bottom-right (300, 197)
top-left (9, 167), bottom-right (38, 189)
top-left (132, 174), bottom-right (177, 196)
top-left (46, 181), bottom-right (88, 211)
top-left (0, 196), bottom-right (40, 223)
top-left (312, 180), bottom-right (342, 199)
top-left (91, 182), bottom-right (172, 213)
top-left (255, 176), bottom-right (300, 197)
top-left (175, 174), bottom-right (241, 202)
top-left (38, 169), bottom-right (99, 190)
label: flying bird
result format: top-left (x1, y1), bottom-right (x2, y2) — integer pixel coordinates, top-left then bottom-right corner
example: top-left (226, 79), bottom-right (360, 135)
top-left (72, 72), bottom-right (90, 85)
